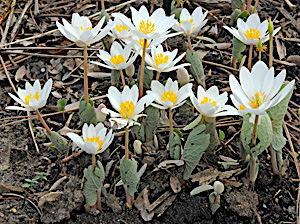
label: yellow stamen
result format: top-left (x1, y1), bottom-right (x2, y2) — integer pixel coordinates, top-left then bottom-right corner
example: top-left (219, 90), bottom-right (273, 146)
top-left (244, 28), bottom-right (261, 40)
top-left (136, 39), bottom-right (149, 49)
top-left (179, 19), bottom-right (195, 31)
top-left (110, 55), bottom-right (125, 66)
top-left (255, 44), bottom-right (267, 52)
top-left (25, 92), bottom-right (39, 105)
top-left (200, 97), bottom-right (217, 107)
top-left (139, 20), bottom-right (155, 35)
top-left (120, 101), bottom-right (135, 118)
top-left (240, 105), bottom-right (245, 111)
top-left (249, 91), bottom-right (266, 108)
top-left (80, 26), bottom-right (92, 31)
top-left (115, 24), bottom-right (128, 32)
top-left (154, 53), bottom-right (169, 66)
top-left (86, 136), bottom-right (103, 152)
top-left (161, 91), bottom-right (177, 104)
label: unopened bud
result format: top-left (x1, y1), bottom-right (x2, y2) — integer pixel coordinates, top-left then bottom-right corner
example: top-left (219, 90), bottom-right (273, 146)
top-left (213, 181), bottom-right (224, 195)
top-left (104, 183), bottom-right (110, 188)
top-left (176, 68), bottom-right (190, 86)
top-left (268, 18), bottom-right (274, 36)
top-left (257, 38), bottom-right (262, 50)
top-left (125, 64), bottom-right (135, 77)
top-left (95, 103), bottom-right (107, 122)
top-left (133, 140), bottom-right (143, 154)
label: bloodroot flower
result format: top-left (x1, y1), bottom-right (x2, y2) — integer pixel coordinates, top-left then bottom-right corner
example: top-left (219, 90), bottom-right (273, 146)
top-left (190, 86), bottom-right (239, 117)
top-left (102, 85), bottom-right (155, 129)
top-left (67, 123), bottom-right (114, 155)
top-left (229, 61), bottom-right (295, 115)
top-left (147, 78), bottom-right (192, 110)
top-left (6, 79), bottom-right (52, 111)
top-left (223, 14), bottom-right (280, 45)
top-left (56, 13), bottom-right (113, 46)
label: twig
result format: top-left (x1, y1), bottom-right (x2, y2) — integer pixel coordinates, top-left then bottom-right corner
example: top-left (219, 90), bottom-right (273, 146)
top-left (251, 0), bottom-right (260, 14)
top-left (0, 54), bottom-right (17, 94)
top-left (27, 111), bottom-right (40, 153)
top-left (0, 0), bottom-right (16, 45)
top-left (62, 149), bottom-right (84, 163)
top-left (202, 60), bottom-right (239, 72)
top-left (284, 0), bottom-right (296, 10)
top-left (34, 0), bottom-right (39, 15)
top-left (4, 51), bottom-right (98, 59)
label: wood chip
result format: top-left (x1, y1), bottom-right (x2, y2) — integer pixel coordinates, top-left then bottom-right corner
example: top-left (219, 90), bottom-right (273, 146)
top-left (191, 168), bottom-right (241, 184)
top-left (156, 194), bottom-right (177, 217)
top-left (38, 191), bottom-right (63, 208)
top-left (275, 37), bottom-right (286, 60)
top-left (147, 191), bottom-right (172, 212)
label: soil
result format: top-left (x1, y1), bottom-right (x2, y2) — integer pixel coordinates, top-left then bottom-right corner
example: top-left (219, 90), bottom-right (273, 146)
top-left (0, 0), bottom-right (299, 224)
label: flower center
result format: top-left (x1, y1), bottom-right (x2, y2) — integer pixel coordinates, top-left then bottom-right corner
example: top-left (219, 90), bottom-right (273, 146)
top-left (25, 92), bottom-right (39, 105)
top-left (136, 39), bottom-right (149, 49)
top-left (110, 55), bottom-right (125, 66)
top-left (244, 28), bottom-right (261, 40)
top-left (154, 53), bottom-right (169, 66)
top-left (249, 92), bottom-right (266, 108)
top-left (139, 20), bottom-right (155, 35)
top-left (200, 97), bottom-right (217, 107)
top-left (179, 19), bottom-right (195, 31)
top-left (161, 91), bottom-right (177, 104)
top-left (86, 136), bottom-right (103, 152)
top-left (120, 101), bottom-right (135, 118)
top-left (115, 24), bottom-right (128, 32)
top-left (80, 26), bottom-right (92, 31)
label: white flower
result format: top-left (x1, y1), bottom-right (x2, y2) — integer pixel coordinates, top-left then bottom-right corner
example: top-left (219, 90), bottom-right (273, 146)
top-left (67, 123), bottom-right (114, 155)
top-left (110, 18), bottom-right (131, 40)
top-left (91, 42), bottom-right (138, 70)
top-left (145, 44), bottom-right (190, 73)
top-left (102, 85), bottom-right (155, 129)
top-left (172, 7), bottom-right (208, 36)
top-left (147, 78), bottom-right (192, 110)
top-left (229, 61), bottom-right (295, 115)
top-left (112, 5), bottom-right (176, 40)
top-left (56, 13), bottom-right (113, 47)
top-left (223, 14), bottom-right (280, 45)
top-left (6, 79), bottom-right (52, 111)
top-left (190, 85), bottom-right (239, 117)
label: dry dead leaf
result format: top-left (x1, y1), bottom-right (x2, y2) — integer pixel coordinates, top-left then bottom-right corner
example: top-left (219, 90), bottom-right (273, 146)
top-left (147, 191), bottom-right (172, 212)
top-left (0, 183), bottom-right (24, 193)
top-left (51, 91), bottom-right (62, 99)
top-left (287, 55), bottom-right (300, 65)
top-left (58, 126), bottom-right (80, 136)
top-left (38, 191), bottom-right (63, 208)
top-left (156, 194), bottom-right (177, 217)
top-left (63, 58), bottom-right (75, 71)
top-left (157, 160), bottom-right (184, 169)
top-left (275, 37), bottom-right (286, 60)
top-left (204, 43), bottom-right (232, 50)
top-left (170, 175), bottom-right (181, 193)
top-left (134, 186), bottom-right (154, 221)
top-left (15, 65), bottom-right (28, 82)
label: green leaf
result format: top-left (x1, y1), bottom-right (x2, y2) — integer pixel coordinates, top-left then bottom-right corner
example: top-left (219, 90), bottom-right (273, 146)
top-left (186, 49), bottom-right (205, 87)
top-left (22, 184), bottom-right (31, 188)
top-left (111, 69), bottom-right (120, 87)
top-left (219, 130), bottom-right (225, 141)
top-left (183, 114), bottom-right (202, 131)
top-left (235, 10), bottom-right (250, 21)
top-left (120, 156), bottom-right (140, 196)
top-left (209, 192), bottom-right (220, 215)
top-left (137, 63), bottom-right (153, 91)
top-left (190, 184), bottom-right (213, 196)
top-left (135, 106), bottom-right (160, 142)
top-left (82, 161), bottom-right (105, 206)
top-left (232, 37), bottom-right (246, 61)
top-left (169, 132), bottom-right (182, 160)
top-left (49, 131), bottom-right (68, 154)
top-left (57, 98), bottom-right (67, 111)
top-left (231, 0), bottom-right (243, 11)
top-left (25, 179), bottom-right (33, 182)
top-left (241, 114), bottom-right (273, 157)
top-left (230, 9), bottom-right (241, 25)
top-left (79, 97), bottom-right (97, 125)
top-left (183, 125), bottom-right (210, 180)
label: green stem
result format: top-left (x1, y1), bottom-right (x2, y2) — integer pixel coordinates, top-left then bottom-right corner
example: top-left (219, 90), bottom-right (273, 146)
top-left (83, 45), bottom-right (89, 103)
top-left (139, 39), bottom-right (147, 98)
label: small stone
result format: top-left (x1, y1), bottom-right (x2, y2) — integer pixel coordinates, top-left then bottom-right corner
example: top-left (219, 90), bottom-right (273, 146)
top-left (275, 198), bottom-right (279, 203)
top-left (227, 126), bottom-right (236, 136)
top-left (11, 208), bottom-right (17, 213)
top-left (40, 68), bottom-right (46, 73)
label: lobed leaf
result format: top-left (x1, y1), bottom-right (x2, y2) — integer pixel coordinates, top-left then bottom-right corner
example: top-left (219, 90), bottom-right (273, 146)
top-left (186, 49), bottom-right (205, 87)
top-left (120, 156), bottom-right (140, 196)
top-left (49, 131), bottom-right (68, 154)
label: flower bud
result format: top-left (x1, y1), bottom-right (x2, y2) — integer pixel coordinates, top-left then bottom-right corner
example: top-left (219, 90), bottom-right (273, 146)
top-left (133, 140), bottom-right (143, 154)
top-left (257, 38), bottom-right (262, 50)
top-left (125, 64), bottom-right (135, 78)
top-left (95, 103), bottom-right (107, 122)
top-left (176, 68), bottom-right (190, 86)
top-left (213, 181), bottom-right (224, 195)
top-left (268, 18), bottom-right (274, 36)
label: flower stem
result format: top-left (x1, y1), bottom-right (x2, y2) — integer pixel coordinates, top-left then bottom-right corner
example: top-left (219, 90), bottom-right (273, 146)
top-left (35, 110), bottom-right (51, 134)
top-left (248, 44), bottom-right (253, 71)
top-left (155, 71), bottom-right (160, 81)
top-left (246, 0), bottom-right (251, 12)
top-left (249, 156), bottom-right (257, 183)
top-left (83, 45), bottom-right (89, 104)
top-left (251, 115), bottom-right (259, 146)
top-left (187, 34), bottom-right (193, 53)
top-left (125, 127), bottom-right (129, 159)
top-left (269, 35), bottom-right (273, 68)
top-left (101, 0), bottom-right (105, 10)
top-left (270, 145), bottom-right (280, 175)
top-left (119, 69), bottom-right (126, 88)
top-left (251, 0), bottom-right (260, 14)
top-left (169, 108), bottom-right (173, 134)
top-left (92, 154), bottom-right (96, 168)
top-left (242, 0), bottom-right (246, 11)
top-left (177, 0), bottom-right (180, 8)
top-left (124, 185), bottom-right (134, 208)
top-left (258, 49), bottom-right (262, 61)
top-left (139, 39), bottom-right (147, 98)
